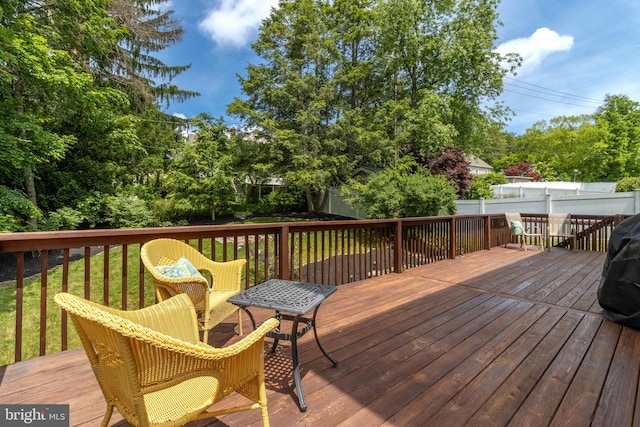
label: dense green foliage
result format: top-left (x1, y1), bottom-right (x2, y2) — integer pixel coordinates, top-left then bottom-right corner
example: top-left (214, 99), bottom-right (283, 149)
top-left (464, 172), bottom-right (507, 200)
top-left (615, 177), bottom-right (640, 192)
top-left (229, 0), bottom-right (516, 215)
top-left (4, 0), bottom-right (640, 230)
top-left (0, 0), bottom-right (198, 231)
top-left (344, 157), bottom-right (457, 218)
top-left (497, 95), bottom-right (640, 182)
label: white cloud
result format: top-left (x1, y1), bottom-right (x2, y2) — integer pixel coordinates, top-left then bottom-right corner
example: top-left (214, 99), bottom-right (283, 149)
top-left (172, 112), bottom-right (187, 119)
top-left (496, 27), bottom-right (574, 75)
top-left (198, 0), bottom-right (279, 48)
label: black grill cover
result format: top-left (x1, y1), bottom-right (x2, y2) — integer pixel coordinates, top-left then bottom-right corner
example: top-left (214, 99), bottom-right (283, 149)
top-left (598, 214), bottom-right (640, 328)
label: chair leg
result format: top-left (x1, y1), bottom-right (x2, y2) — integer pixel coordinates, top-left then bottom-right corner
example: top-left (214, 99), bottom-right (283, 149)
top-left (100, 404), bottom-right (114, 427)
top-left (237, 309), bottom-right (243, 336)
top-left (202, 326), bottom-right (210, 344)
top-left (258, 382), bottom-right (270, 427)
top-left (261, 405), bottom-right (270, 427)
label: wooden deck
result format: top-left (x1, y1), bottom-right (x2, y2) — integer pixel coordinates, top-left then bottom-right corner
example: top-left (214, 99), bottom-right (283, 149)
top-left (2, 247), bottom-right (638, 426)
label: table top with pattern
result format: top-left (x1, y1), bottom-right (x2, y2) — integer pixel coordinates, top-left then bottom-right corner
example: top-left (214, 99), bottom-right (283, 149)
top-left (228, 279), bottom-right (337, 315)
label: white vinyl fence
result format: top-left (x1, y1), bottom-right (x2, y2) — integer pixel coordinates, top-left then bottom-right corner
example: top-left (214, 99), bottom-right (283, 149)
top-left (324, 188), bottom-right (640, 218)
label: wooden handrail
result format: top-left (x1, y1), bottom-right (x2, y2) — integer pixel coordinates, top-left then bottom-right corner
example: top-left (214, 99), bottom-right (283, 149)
top-left (0, 213), bottom-right (624, 364)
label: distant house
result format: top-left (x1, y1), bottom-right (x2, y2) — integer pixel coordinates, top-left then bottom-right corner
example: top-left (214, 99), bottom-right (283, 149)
top-left (351, 167), bottom-right (382, 182)
top-left (505, 175), bottom-right (535, 183)
top-left (467, 155), bottom-right (493, 176)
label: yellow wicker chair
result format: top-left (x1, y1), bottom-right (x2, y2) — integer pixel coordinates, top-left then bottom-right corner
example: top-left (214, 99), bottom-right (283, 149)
top-left (140, 238), bottom-right (247, 343)
top-left (54, 292), bottom-right (279, 427)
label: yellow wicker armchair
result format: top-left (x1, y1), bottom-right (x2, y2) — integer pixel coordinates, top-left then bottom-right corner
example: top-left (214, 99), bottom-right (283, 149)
top-left (140, 238), bottom-right (247, 343)
top-left (54, 292), bottom-right (279, 427)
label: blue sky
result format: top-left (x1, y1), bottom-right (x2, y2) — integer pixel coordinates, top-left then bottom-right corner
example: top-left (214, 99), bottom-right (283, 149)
top-left (158, 0), bottom-right (640, 135)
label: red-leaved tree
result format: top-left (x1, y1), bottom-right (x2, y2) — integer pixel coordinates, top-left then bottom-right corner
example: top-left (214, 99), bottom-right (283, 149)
top-left (427, 147), bottom-right (472, 197)
top-left (502, 161), bottom-right (544, 181)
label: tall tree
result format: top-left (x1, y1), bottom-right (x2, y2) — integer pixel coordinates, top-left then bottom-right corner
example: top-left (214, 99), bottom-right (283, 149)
top-left (0, 1), bottom-right (122, 226)
top-left (594, 94), bottom-right (640, 180)
top-left (230, 0), bottom-right (516, 215)
top-left (229, 0), bottom-right (349, 213)
top-left (0, 0), bottom-right (198, 225)
top-left (97, 0), bottom-right (199, 110)
top-left (373, 0), bottom-right (518, 157)
top-left (164, 115), bottom-right (238, 221)
top-left (328, 0), bottom-right (390, 168)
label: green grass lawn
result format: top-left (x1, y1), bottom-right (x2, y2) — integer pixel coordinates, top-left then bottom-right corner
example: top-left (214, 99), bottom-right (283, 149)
top-left (0, 226), bottom-right (381, 365)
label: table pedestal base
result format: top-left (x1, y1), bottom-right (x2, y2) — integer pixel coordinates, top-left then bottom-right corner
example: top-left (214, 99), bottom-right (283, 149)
top-left (241, 306), bottom-right (338, 411)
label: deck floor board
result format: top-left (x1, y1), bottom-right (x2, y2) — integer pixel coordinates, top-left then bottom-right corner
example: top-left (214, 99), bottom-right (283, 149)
top-left (3, 247), bottom-right (639, 426)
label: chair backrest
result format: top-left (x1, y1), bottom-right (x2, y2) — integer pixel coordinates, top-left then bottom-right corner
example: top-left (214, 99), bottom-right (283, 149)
top-left (141, 238), bottom-right (211, 310)
top-left (54, 293), bottom-right (202, 426)
top-left (505, 213), bottom-right (524, 235)
top-left (548, 213), bottom-right (572, 236)
top-left (141, 238), bottom-right (210, 269)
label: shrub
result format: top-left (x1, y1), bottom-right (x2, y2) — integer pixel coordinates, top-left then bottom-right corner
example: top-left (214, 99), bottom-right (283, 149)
top-left (465, 178), bottom-right (494, 200)
top-left (616, 177), bottom-right (640, 192)
top-left (0, 214), bottom-right (23, 233)
top-left (0, 186), bottom-right (41, 232)
top-left (257, 188), bottom-right (306, 213)
top-left (345, 162), bottom-right (457, 219)
top-left (76, 192), bottom-right (109, 228)
top-left (40, 207), bottom-right (84, 231)
top-left (464, 172), bottom-right (507, 200)
top-left (104, 194), bottom-right (155, 228)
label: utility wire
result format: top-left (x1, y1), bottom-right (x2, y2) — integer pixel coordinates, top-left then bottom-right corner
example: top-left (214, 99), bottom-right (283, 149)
top-left (503, 88), bottom-right (599, 109)
top-left (504, 76), bottom-right (602, 103)
top-left (504, 82), bottom-right (601, 106)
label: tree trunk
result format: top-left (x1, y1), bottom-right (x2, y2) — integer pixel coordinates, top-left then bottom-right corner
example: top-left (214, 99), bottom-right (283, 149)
top-left (305, 188), bottom-right (316, 213)
top-left (22, 166), bottom-right (38, 230)
top-left (318, 189), bottom-right (329, 213)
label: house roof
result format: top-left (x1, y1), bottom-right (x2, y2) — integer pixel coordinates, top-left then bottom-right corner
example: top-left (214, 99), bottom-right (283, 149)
top-left (466, 155), bottom-right (493, 170)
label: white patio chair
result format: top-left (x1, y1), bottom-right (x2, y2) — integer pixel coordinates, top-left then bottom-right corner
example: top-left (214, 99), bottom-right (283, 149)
top-left (504, 212), bottom-right (543, 251)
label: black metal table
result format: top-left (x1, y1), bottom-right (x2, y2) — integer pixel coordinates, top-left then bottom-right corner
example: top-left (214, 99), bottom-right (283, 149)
top-left (227, 279), bottom-right (339, 411)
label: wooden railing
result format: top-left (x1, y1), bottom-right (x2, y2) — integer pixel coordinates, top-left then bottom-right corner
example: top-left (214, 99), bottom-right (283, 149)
top-left (0, 214), bottom-right (623, 364)
top-left (496, 213), bottom-right (628, 251)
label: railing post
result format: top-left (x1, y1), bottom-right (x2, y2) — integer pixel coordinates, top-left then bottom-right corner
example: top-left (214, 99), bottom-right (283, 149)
top-left (449, 217), bottom-right (457, 259)
top-left (394, 220), bottom-right (403, 273)
top-left (279, 225), bottom-right (290, 280)
top-left (484, 215), bottom-right (491, 250)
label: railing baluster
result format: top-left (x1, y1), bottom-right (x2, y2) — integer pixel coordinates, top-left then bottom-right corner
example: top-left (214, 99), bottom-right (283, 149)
top-left (61, 249), bottom-right (70, 350)
top-left (103, 245), bottom-right (109, 306)
top-left (138, 251), bottom-right (145, 309)
top-left (84, 247), bottom-right (91, 300)
top-left (15, 252), bottom-right (24, 363)
top-left (121, 244), bottom-right (128, 310)
top-left (39, 250), bottom-right (48, 356)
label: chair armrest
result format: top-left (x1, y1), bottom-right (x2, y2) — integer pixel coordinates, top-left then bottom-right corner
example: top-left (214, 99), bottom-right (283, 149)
top-left (209, 317), bottom-right (279, 355)
top-left (130, 317), bottom-right (280, 390)
top-left (55, 291), bottom-right (279, 392)
top-left (528, 225), bottom-right (542, 235)
top-left (199, 259), bottom-right (247, 292)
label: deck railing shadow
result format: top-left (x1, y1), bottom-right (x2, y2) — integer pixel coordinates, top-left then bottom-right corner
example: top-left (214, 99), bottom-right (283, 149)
top-left (4, 247), bottom-right (638, 425)
top-left (213, 248), bottom-right (618, 425)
